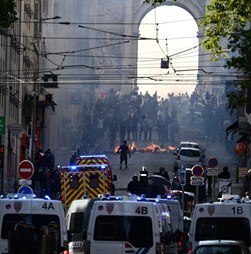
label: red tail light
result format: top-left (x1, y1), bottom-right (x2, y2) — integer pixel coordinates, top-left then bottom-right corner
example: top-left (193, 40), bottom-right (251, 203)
top-left (187, 241), bottom-right (192, 253)
top-left (156, 242), bottom-right (161, 254)
top-left (83, 240), bottom-right (90, 254)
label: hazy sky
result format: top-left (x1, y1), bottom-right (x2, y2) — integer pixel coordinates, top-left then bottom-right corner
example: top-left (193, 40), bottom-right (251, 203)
top-left (137, 6), bottom-right (198, 98)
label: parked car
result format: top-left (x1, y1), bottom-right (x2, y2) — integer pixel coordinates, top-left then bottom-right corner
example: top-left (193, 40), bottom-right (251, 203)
top-left (173, 147), bottom-right (205, 172)
top-left (192, 240), bottom-right (251, 254)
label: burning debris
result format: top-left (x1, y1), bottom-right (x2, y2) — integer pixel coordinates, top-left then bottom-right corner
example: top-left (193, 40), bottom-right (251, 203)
top-left (114, 141), bottom-right (176, 154)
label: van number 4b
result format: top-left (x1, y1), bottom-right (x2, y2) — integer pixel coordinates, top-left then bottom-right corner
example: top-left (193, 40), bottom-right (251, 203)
top-left (135, 206), bottom-right (148, 214)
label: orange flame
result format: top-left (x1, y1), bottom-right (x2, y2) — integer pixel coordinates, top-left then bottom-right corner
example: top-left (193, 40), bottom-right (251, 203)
top-left (114, 142), bottom-right (176, 154)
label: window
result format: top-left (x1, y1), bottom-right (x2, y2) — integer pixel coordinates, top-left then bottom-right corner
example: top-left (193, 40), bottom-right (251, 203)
top-left (70, 212), bottom-right (84, 233)
top-left (70, 175), bottom-right (79, 189)
top-left (1, 214), bottom-right (60, 239)
top-left (195, 218), bottom-right (251, 247)
top-left (180, 149), bottom-right (200, 157)
top-left (94, 215), bottom-right (153, 247)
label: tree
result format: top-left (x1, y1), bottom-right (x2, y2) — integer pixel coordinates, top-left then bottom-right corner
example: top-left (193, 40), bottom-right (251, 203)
top-left (0, 0), bottom-right (17, 32)
top-left (202, 0), bottom-right (251, 108)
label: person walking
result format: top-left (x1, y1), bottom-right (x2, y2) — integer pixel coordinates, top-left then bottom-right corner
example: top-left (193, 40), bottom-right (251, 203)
top-left (117, 140), bottom-right (131, 169)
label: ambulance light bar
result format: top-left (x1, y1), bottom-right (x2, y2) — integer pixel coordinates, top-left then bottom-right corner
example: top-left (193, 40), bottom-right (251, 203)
top-left (62, 164), bottom-right (108, 171)
top-left (79, 154), bottom-right (107, 159)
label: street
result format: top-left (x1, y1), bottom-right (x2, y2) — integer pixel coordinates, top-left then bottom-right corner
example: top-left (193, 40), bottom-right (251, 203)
top-left (55, 130), bottom-right (242, 201)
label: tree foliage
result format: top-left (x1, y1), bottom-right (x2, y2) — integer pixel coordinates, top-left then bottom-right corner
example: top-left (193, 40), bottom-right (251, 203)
top-left (202, 0), bottom-right (251, 107)
top-left (145, 0), bottom-right (251, 107)
top-left (0, 0), bottom-right (17, 31)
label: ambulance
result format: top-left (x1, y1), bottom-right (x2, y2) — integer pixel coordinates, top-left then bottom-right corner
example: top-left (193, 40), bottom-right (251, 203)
top-left (188, 197), bottom-right (251, 253)
top-left (83, 195), bottom-right (174, 254)
top-left (0, 193), bottom-right (68, 254)
top-left (60, 154), bottom-right (117, 210)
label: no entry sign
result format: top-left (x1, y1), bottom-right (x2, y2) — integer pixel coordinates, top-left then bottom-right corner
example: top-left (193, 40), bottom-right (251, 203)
top-left (208, 157), bottom-right (218, 168)
top-left (192, 165), bottom-right (204, 177)
top-left (18, 160), bottom-right (34, 180)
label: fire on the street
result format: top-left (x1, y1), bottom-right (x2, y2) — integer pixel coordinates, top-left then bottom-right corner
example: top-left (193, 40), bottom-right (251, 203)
top-left (114, 141), bottom-right (176, 154)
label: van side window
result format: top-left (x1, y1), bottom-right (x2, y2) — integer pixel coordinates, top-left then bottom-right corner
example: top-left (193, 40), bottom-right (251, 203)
top-left (69, 212), bottom-right (84, 233)
top-left (195, 218), bottom-right (251, 247)
top-left (94, 215), bottom-right (153, 247)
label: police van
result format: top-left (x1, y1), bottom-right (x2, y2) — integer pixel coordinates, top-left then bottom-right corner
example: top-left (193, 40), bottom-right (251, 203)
top-left (0, 194), bottom-right (68, 254)
top-left (188, 197), bottom-right (251, 253)
top-left (83, 196), bottom-right (173, 254)
top-left (66, 198), bottom-right (98, 253)
top-left (147, 198), bottom-right (184, 254)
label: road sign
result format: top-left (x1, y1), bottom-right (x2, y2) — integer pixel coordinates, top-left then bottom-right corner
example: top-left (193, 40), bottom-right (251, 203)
top-left (0, 116), bottom-right (6, 135)
top-left (192, 165), bottom-right (204, 177)
top-left (17, 186), bottom-right (33, 195)
top-left (8, 122), bottom-right (22, 135)
top-left (207, 167), bottom-right (218, 176)
top-left (190, 180), bottom-right (205, 186)
top-left (208, 157), bottom-right (218, 168)
top-left (179, 168), bottom-right (186, 186)
top-left (218, 179), bottom-right (231, 195)
top-left (18, 160), bottom-right (34, 180)
top-left (190, 176), bottom-right (204, 181)
top-left (19, 179), bottom-right (32, 186)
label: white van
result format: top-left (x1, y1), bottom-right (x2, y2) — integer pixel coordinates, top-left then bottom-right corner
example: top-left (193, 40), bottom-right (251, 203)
top-left (66, 198), bottom-right (98, 253)
top-left (188, 198), bottom-right (251, 253)
top-left (83, 196), bottom-right (173, 254)
top-left (0, 194), bottom-right (68, 254)
top-left (148, 198), bottom-right (184, 254)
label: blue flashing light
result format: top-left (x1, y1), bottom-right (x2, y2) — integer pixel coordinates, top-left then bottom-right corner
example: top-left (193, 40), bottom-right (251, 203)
top-left (166, 195), bottom-right (172, 200)
top-left (70, 166), bottom-right (77, 170)
top-left (79, 154), bottom-right (107, 158)
top-left (44, 195), bottom-right (51, 200)
top-left (100, 164), bottom-right (107, 169)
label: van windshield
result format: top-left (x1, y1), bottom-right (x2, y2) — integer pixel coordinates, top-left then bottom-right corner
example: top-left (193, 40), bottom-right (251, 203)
top-left (94, 215), bottom-right (153, 247)
top-left (195, 217), bottom-right (250, 247)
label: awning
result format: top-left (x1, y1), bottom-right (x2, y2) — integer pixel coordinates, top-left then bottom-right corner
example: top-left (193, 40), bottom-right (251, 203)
top-left (226, 120), bottom-right (239, 137)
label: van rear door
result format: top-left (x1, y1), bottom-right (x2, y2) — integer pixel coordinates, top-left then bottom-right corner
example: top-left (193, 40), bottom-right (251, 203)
top-left (90, 215), bottom-right (154, 254)
top-left (87, 201), bottom-right (157, 254)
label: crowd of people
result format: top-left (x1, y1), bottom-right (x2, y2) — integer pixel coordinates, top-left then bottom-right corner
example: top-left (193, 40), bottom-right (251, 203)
top-left (58, 88), bottom-right (238, 161)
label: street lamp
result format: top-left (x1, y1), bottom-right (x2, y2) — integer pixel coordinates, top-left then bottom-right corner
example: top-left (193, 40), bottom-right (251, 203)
top-left (40, 16), bottom-right (61, 22)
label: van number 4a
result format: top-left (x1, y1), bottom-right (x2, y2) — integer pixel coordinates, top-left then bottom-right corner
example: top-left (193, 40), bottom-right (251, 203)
top-left (42, 202), bottom-right (55, 210)
top-left (135, 206), bottom-right (148, 214)
top-left (232, 206), bottom-right (243, 214)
